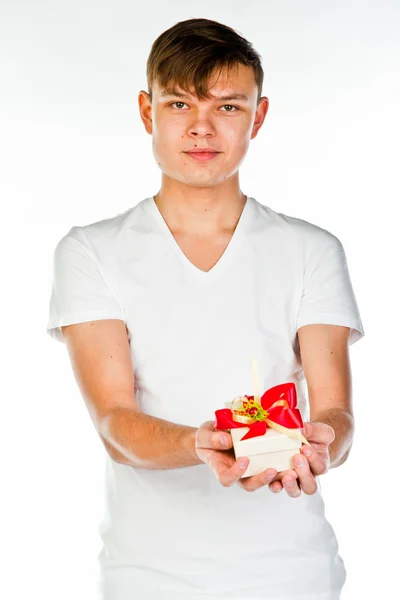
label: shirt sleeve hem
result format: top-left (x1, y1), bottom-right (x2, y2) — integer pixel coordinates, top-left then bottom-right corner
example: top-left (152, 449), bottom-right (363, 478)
top-left (46, 309), bottom-right (127, 344)
top-left (296, 313), bottom-right (365, 346)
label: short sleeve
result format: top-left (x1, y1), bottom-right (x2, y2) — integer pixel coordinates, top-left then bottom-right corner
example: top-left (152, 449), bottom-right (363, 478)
top-left (46, 226), bottom-right (126, 344)
top-left (296, 233), bottom-right (365, 346)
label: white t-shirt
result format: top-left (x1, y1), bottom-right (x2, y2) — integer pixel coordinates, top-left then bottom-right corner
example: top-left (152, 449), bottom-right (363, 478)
top-left (46, 196), bottom-right (365, 600)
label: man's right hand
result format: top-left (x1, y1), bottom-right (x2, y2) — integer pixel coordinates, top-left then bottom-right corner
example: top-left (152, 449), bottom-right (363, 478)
top-left (195, 420), bottom-right (298, 492)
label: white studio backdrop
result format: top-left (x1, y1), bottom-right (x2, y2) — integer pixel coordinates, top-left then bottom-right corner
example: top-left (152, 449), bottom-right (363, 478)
top-left (1, 1), bottom-right (398, 599)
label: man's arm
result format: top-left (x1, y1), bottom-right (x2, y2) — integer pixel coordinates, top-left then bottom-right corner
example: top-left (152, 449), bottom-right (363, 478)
top-left (297, 323), bottom-right (354, 468)
top-left (62, 319), bottom-right (201, 469)
top-left (99, 404), bottom-right (201, 468)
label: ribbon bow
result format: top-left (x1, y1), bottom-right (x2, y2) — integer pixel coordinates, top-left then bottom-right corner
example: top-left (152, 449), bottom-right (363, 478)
top-left (214, 382), bottom-right (310, 446)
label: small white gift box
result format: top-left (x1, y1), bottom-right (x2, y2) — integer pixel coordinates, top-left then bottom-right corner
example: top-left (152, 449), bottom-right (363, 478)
top-left (230, 426), bottom-right (303, 478)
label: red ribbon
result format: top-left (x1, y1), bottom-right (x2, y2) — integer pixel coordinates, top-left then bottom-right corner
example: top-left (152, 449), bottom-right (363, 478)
top-left (214, 382), bottom-right (304, 441)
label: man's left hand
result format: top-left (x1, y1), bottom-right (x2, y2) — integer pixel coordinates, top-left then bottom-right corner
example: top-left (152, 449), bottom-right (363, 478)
top-left (268, 421), bottom-right (335, 498)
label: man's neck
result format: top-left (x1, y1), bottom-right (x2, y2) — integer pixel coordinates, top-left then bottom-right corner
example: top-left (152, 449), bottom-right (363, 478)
top-left (153, 189), bottom-right (247, 237)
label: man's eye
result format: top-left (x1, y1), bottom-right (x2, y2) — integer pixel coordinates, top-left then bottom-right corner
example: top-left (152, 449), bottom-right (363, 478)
top-left (220, 105), bottom-right (239, 112)
top-left (170, 101), bottom-right (188, 109)
top-left (169, 102), bottom-right (239, 112)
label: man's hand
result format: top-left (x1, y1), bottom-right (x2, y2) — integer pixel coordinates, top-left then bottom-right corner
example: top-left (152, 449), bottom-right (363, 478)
top-left (195, 420), bottom-right (279, 490)
top-left (268, 421), bottom-right (335, 497)
top-left (195, 420), bottom-right (335, 496)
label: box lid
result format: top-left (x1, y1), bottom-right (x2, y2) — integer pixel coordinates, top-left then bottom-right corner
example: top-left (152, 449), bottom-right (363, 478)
top-left (230, 426), bottom-right (302, 454)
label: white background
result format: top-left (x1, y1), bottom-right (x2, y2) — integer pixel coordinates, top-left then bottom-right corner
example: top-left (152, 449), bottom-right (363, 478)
top-left (1, 1), bottom-right (399, 598)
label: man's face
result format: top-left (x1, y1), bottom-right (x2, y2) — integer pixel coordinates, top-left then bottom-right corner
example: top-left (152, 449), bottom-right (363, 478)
top-left (139, 63), bottom-right (268, 188)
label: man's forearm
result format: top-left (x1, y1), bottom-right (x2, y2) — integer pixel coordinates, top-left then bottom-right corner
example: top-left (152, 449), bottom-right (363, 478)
top-left (99, 407), bottom-right (203, 469)
top-left (312, 408), bottom-right (354, 468)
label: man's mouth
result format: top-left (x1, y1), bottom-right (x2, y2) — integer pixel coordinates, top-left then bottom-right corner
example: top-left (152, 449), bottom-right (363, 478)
top-left (184, 149), bottom-right (221, 162)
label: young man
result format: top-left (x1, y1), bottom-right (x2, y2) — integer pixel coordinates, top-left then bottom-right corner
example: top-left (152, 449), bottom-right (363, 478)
top-left (46, 17), bottom-right (364, 600)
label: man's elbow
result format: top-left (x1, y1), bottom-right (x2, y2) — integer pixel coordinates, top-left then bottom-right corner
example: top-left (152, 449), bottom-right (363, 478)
top-left (101, 437), bottom-right (130, 465)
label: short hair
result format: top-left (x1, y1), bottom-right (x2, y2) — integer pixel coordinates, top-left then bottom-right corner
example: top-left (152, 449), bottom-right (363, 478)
top-left (146, 18), bottom-right (264, 104)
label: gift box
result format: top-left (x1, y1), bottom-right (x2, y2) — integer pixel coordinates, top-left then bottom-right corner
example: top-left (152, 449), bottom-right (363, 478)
top-left (230, 425), bottom-right (302, 478)
top-left (214, 380), bottom-right (310, 479)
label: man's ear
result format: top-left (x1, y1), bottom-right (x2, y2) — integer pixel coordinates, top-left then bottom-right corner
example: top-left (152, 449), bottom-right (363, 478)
top-left (251, 96), bottom-right (269, 140)
top-left (138, 90), bottom-right (153, 135)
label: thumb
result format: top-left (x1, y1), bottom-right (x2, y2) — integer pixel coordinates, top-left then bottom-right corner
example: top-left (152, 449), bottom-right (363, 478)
top-left (304, 421), bottom-right (335, 445)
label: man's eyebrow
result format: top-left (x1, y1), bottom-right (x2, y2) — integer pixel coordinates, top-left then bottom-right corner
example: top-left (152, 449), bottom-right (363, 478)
top-left (159, 89), bottom-right (249, 102)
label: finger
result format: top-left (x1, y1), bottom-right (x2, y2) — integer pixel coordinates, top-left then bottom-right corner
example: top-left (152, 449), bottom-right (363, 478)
top-left (271, 468), bottom-right (298, 483)
top-left (197, 421), bottom-right (232, 451)
top-left (291, 453), bottom-right (318, 495)
top-left (213, 455), bottom-right (252, 487)
top-left (237, 467), bottom-right (278, 492)
top-left (269, 481), bottom-right (283, 493)
top-left (281, 474), bottom-right (301, 498)
top-left (300, 444), bottom-right (329, 475)
top-left (268, 468), bottom-right (298, 494)
top-left (304, 421), bottom-right (335, 446)
top-left (307, 442), bottom-right (328, 452)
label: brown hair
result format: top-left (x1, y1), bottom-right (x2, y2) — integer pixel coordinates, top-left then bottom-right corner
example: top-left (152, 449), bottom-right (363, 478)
top-left (146, 18), bottom-right (264, 104)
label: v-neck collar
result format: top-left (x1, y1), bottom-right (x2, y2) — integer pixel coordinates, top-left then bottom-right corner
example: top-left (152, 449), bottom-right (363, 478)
top-left (148, 195), bottom-right (253, 282)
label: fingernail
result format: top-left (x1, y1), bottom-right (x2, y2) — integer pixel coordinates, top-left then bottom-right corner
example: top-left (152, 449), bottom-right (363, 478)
top-left (220, 436), bottom-right (228, 447)
top-left (303, 447), bottom-right (311, 456)
top-left (295, 457), bottom-right (304, 467)
top-left (239, 460), bottom-right (248, 469)
top-left (285, 479), bottom-right (295, 487)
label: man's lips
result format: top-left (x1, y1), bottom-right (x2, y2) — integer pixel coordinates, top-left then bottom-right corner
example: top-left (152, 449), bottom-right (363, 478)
top-left (184, 149), bottom-right (221, 162)
top-left (184, 151), bottom-right (220, 162)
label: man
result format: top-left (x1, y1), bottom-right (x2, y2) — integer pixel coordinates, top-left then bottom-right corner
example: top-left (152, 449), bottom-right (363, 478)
top-left (46, 17), bottom-right (364, 600)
